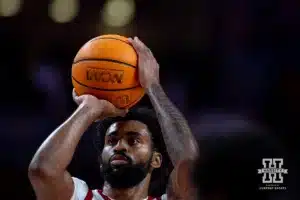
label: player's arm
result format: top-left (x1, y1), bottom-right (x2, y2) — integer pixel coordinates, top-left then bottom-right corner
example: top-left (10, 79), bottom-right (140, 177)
top-left (147, 84), bottom-right (198, 199)
top-left (146, 84), bottom-right (198, 163)
top-left (129, 37), bottom-right (199, 197)
top-left (129, 37), bottom-right (198, 164)
top-left (28, 90), bottom-right (126, 200)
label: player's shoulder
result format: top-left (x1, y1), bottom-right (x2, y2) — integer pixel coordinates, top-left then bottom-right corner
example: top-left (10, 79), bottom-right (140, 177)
top-left (71, 177), bottom-right (168, 200)
top-left (71, 177), bottom-right (105, 200)
top-left (160, 193), bottom-right (168, 200)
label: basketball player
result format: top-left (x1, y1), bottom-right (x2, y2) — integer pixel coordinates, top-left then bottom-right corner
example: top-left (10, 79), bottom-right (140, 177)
top-left (28, 37), bottom-right (198, 200)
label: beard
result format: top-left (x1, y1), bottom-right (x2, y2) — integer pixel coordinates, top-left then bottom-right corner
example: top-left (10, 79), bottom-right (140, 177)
top-left (100, 153), bottom-right (152, 189)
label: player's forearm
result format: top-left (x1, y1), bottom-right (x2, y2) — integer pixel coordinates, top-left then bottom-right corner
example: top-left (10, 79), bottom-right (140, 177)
top-left (146, 83), bottom-right (198, 165)
top-left (29, 103), bottom-right (97, 177)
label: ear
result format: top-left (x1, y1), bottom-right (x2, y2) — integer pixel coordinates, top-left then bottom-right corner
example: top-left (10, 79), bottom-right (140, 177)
top-left (151, 151), bottom-right (162, 169)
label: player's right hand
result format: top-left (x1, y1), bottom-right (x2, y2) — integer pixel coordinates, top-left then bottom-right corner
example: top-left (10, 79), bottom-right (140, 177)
top-left (72, 89), bottom-right (128, 119)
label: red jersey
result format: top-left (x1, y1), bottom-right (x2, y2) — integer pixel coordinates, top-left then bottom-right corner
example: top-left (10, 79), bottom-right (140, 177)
top-left (71, 177), bottom-right (167, 200)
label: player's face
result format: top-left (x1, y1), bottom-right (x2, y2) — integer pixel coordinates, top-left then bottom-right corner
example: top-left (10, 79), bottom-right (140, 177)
top-left (100, 120), bottom-right (161, 188)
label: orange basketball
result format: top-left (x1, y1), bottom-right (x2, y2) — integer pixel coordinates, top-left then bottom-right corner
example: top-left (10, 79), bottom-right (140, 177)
top-left (72, 34), bottom-right (144, 109)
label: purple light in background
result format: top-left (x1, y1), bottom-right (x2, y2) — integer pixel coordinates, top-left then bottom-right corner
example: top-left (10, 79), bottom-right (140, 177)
top-left (190, 112), bottom-right (258, 137)
top-left (32, 64), bottom-right (63, 95)
top-left (31, 63), bottom-right (69, 117)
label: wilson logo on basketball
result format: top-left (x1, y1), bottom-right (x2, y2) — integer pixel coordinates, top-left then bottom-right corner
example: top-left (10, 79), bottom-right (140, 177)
top-left (86, 68), bottom-right (124, 84)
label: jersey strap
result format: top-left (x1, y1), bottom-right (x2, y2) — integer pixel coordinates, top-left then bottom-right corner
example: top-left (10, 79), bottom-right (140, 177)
top-left (97, 190), bottom-right (162, 200)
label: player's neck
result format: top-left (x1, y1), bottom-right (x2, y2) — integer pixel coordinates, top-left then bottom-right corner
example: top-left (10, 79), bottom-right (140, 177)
top-left (102, 174), bottom-right (151, 200)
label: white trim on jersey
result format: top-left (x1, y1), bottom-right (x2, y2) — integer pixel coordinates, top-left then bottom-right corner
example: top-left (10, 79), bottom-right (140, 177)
top-left (92, 190), bottom-right (105, 200)
top-left (161, 194), bottom-right (167, 200)
top-left (71, 177), bottom-right (89, 200)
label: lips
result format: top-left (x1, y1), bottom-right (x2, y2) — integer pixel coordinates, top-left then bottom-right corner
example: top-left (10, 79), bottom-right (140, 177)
top-left (110, 154), bottom-right (129, 165)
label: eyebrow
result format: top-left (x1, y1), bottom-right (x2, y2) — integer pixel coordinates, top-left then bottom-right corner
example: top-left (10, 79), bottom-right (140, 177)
top-left (106, 131), bottom-right (142, 137)
top-left (126, 131), bottom-right (142, 137)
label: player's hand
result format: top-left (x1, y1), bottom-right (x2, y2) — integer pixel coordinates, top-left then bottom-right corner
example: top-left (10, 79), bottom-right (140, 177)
top-left (128, 36), bottom-right (160, 89)
top-left (72, 89), bottom-right (128, 119)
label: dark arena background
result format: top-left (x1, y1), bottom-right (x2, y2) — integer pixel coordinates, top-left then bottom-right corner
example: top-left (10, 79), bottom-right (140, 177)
top-left (0, 0), bottom-right (299, 199)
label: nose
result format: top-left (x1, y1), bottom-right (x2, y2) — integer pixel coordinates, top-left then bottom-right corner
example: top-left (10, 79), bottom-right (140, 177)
top-left (113, 139), bottom-right (128, 152)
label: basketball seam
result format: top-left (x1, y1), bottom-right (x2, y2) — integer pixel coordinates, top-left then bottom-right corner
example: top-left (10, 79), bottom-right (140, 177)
top-left (72, 76), bottom-right (141, 91)
top-left (73, 58), bottom-right (136, 68)
top-left (89, 37), bottom-right (129, 45)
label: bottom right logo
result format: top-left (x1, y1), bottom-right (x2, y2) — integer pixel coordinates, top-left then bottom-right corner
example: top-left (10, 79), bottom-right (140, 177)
top-left (257, 158), bottom-right (288, 190)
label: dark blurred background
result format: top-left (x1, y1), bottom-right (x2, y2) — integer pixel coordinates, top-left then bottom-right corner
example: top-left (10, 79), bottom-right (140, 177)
top-left (0, 0), bottom-right (299, 199)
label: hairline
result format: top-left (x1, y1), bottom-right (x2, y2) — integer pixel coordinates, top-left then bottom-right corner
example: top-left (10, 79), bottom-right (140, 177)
top-left (102, 119), bottom-right (157, 152)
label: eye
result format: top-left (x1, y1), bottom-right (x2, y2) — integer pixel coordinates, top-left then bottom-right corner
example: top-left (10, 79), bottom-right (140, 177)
top-left (107, 136), bottom-right (118, 145)
top-left (128, 137), bottom-right (140, 146)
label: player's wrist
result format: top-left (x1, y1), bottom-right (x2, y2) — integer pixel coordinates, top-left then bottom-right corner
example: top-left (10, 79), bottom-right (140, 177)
top-left (78, 103), bottom-right (104, 121)
top-left (145, 82), bottom-right (162, 94)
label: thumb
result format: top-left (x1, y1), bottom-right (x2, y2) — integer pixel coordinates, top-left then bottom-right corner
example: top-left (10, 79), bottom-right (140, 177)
top-left (72, 89), bottom-right (83, 105)
top-left (115, 108), bottom-right (128, 117)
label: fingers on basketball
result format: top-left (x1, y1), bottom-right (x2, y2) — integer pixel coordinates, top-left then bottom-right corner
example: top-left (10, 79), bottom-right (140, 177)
top-left (116, 108), bottom-right (128, 117)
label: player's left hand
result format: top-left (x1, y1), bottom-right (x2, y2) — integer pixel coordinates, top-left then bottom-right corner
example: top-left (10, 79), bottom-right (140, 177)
top-left (128, 36), bottom-right (160, 89)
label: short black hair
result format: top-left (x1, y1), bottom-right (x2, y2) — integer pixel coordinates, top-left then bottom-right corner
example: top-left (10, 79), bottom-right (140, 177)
top-left (94, 107), bottom-right (171, 196)
top-left (192, 129), bottom-right (289, 200)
